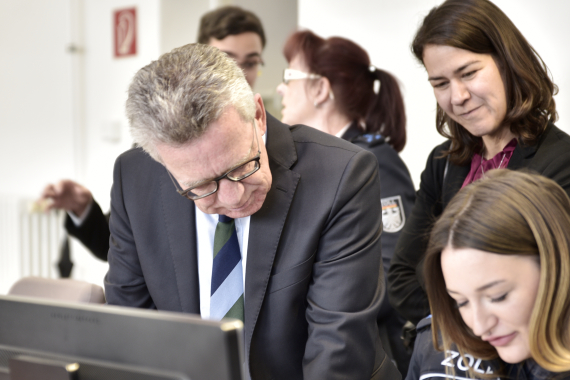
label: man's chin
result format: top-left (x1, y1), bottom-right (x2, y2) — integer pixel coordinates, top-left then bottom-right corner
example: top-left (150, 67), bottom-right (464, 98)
top-left (200, 196), bottom-right (265, 219)
top-left (224, 200), bottom-right (263, 219)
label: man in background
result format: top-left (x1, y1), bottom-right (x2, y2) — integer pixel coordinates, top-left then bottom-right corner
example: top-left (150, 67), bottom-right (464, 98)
top-left (198, 6), bottom-right (265, 87)
top-left (39, 6), bottom-right (267, 262)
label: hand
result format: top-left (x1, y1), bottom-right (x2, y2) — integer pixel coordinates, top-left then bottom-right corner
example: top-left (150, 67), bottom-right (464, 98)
top-left (39, 180), bottom-right (94, 216)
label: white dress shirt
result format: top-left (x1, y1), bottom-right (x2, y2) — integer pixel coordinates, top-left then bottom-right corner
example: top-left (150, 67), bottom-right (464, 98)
top-left (335, 122), bottom-right (352, 138)
top-left (196, 210), bottom-right (250, 319)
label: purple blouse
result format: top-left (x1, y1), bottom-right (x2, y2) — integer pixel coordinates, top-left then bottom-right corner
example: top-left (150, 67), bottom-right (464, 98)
top-left (462, 138), bottom-right (518, 188)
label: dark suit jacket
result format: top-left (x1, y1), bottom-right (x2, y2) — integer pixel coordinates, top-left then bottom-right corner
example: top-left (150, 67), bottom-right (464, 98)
top-left (105, 114), bottom-right (401, 380)
top-left (342, 124), bottom-right (415, 280)
top-left (64, 201), bottom-right (109, 261)
top-left (342, 123), bottom-right (415, 376)
top-left (388, 123), bottom-right (570, 326)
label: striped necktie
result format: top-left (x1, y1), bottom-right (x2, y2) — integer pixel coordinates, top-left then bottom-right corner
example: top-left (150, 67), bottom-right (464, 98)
top-left (210, 215), bottom-right (244, 322)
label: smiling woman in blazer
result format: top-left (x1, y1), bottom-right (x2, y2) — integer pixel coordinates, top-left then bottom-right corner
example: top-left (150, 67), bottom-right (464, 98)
top-left (387, 0), bottom-right (570, 332)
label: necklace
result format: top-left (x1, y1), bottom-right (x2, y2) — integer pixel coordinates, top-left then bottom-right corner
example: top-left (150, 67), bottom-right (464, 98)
top-left (480, 151), bottom-right (507, 176)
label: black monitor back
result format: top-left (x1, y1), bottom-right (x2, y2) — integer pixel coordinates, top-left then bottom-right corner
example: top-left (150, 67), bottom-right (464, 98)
top-left (0, 296), bottom-right (244, 380)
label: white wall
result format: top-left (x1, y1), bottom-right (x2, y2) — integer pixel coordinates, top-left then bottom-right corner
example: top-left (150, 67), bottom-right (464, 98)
top-left (233, 0), bottom-right (297, 115)
top-left (0, 0), bottom-right (75, 197)
top-left (299, 0), bottom-right (570, 188)
top-left (0, 0), bottom-right (188, 288)
top-left (82, 0), bottom-right (160, 212)
top-left (0, 0), bottom-right (166, 288)
top-left (68, 0), bottom-right (163, 285)
top-left (160, 0), bottom-right (209, 55)
top-left (0, 0), bottom-right (77, 292)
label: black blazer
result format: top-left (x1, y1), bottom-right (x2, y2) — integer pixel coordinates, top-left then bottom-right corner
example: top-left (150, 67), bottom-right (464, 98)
top-left (64, 201), bottom-right (109, 261)
top-left (342, 123), bottom-right (415, 376)
top-left (342, 123), bottom-right (415, 278)
top-left (388, 123), bottom-right (570, 325)
top-left (105, 114), bottom-right (401, 380)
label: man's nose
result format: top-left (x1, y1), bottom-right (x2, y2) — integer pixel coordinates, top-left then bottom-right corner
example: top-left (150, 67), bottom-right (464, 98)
top-left (216, 179), bottom-right (246, 207)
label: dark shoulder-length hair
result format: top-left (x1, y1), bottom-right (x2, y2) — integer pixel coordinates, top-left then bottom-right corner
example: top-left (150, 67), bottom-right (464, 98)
top-left (283, 30), bottom-right (407, 152)
top-left (412, 0), bottom-right (557, 165)
top-left (424, 170), bottom-right (570, 374)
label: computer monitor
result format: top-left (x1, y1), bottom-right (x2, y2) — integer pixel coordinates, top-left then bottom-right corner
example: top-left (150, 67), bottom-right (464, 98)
top-left (0, 295), bottom-right (244, 380)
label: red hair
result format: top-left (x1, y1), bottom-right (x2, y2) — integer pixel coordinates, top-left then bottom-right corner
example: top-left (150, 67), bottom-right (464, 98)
top-left (283, 30), bottom-right (407, 152)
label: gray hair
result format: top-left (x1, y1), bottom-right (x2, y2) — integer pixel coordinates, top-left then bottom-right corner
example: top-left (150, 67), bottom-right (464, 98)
top-left (126, 43), bottom-right (256, 161)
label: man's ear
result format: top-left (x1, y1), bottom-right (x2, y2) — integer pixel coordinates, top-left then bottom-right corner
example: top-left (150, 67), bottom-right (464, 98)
top-left (253, 93), bottom-right (267, 135)
top-left (313, 77), bottom-right (333, 107)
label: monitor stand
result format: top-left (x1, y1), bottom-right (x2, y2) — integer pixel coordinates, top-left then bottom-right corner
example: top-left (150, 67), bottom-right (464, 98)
top-left (9, 356), bottom-right (78, 380)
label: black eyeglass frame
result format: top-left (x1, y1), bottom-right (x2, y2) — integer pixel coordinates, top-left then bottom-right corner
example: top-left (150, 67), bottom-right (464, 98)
top-left (237, 57), bottom-right (265, 71)
top-left (167, 122), bottom-right (261, 201)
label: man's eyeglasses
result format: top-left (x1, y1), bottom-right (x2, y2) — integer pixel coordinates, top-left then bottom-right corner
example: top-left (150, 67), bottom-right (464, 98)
top-left (238, 58), bottom-right (264, 72)
top-left (282, 68), bottom-right (322, 85)
top-left (167, 122), bottom-right (261, 201)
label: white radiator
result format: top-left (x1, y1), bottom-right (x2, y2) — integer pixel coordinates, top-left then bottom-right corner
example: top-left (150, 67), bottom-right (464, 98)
top-left (0, 196), bottom-right (65, 294)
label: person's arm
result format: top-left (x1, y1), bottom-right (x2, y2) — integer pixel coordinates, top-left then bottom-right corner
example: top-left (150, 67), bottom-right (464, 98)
top-left (64, 201), bottom-right (110, 261)
top-left (104, 154), bottom-right (156, 309)
top-left (387, 144), bottom-right (448, 326)
top-left (303, 149), bottom-right (400, 379)
top-left (40, 179), bottom-right (110, 261)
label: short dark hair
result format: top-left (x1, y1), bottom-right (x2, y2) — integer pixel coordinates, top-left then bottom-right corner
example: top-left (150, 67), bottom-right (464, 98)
top-left (283, 30), bottom-right (407, 152)
top-left (197, 6), bottom-right (266, 48)
top-left (412, 0), bottom-right (558, 165)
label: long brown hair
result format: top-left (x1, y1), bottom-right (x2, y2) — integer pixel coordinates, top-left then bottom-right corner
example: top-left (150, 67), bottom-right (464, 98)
top-left (412, 0), bottom-right (558, 165)
top-left (424, 170), bottom-right (570, 374)
top-left (283, 30), bottom-right (407, 152)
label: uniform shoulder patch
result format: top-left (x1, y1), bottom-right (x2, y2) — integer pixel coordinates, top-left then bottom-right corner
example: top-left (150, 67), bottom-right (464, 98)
top-left (351, 133), bottom-right (385, 147)
top-left (381, 195), bottom-right (405, 233)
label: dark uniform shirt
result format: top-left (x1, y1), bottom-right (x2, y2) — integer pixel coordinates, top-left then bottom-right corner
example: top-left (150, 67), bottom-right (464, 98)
top-left (505, 360), bottom-right (570, 380)
top-left (406, 316), bottom-right (500, 380)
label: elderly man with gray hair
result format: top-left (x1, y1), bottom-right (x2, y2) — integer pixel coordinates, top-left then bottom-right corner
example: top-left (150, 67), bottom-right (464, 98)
top-left (105, 43), bottom-right (400, 380)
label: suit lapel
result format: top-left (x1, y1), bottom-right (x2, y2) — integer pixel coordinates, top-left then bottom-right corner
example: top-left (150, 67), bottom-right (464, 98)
top-left (244, 114), bottom-right (300, 357)
top-left (442, 124), bottom-right (549, 207)
top-left (508, 124), bottom-right (548, 170)
top-left (442, 160), bottom-right (470, 208)
top-left (159, 167), bottom-right (201, 314)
